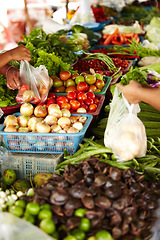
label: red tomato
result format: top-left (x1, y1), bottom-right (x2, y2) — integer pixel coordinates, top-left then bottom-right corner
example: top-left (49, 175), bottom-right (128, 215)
top-left (84, 98), bottom-right (94, 106)
top-left (59, 70), bottom-right (72, 81)
top-left (94, 97), bottom-right (100, 105)
top-left (39, 84), bottom-right (48, 95)
top-left (53, 86), bottom-right (65, 93)
top-left (95, 80), bottom-right (105, 90)
top-left (46, 98), bottom-right (56, 108)
top-left (87, 92), bottom-right (95, 100)
top-left (60, 102), bottom-right (71, 110)
top-left (48, 92), bottom-right (56, 99)
top-left (16, 94), bottom-right (23, 103)
top-left (88, 85), bottom-right (97, 92)
top-left (32, 95), bottom-right (41, 105)
top-left (66, 92), bottom-right (77, 101)
top-left (80, 103), bottom-right (88, 111)
top-left (70, 100), bottom-right (81, 110)
top-left (88, 103), bottom-right (97, 112)
top-left (77, 92), bottom-right (87, 101)
top-left (19, 84), bottom-right (29, 94)
top-left (56, 96), bottom-right (68, 106)
top-left (76, 82), bottom-right (89, 92)
top-left (65, 86), bottom-right (77, 93)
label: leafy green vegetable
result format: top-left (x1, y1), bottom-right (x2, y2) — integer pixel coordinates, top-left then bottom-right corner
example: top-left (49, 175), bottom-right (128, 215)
top-left (0, 83), bottom-right (18, 107)
top-left (110, 67), bottom-right (148, 95)
top-left (112, 39), bottom-right (160, 58)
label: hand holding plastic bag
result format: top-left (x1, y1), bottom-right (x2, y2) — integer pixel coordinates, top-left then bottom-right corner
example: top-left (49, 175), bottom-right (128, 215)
top-left (16, 60), bottom-right (53, 105)
top-left (104, 87), bottom-right (147, 161)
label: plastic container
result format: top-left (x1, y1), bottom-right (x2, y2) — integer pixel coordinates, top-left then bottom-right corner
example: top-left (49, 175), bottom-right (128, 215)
top-left (0, 152), bottom-right (63, 179)
top-left (54, 76), bottom-right (112, 96)
top-left (78, 94), bottom-right (105, 124)
top-left (1, 104), bottom-right (21, 115)
top-left (0, 114), bottom-right (93, 154)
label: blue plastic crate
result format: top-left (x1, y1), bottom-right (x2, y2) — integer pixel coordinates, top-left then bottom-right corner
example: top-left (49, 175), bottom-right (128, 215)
top-left (0, 114), bottom-right (93, 154)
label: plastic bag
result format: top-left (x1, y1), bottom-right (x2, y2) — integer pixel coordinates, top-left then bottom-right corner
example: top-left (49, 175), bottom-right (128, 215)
top-left (0, 212), bottom-right (53, 240)
top-left (16, 60), bottom-right (53, 105)
top-left (104, 87), bottom-right (147, 162)
top-left (70, 0), bottom-right (96, 25)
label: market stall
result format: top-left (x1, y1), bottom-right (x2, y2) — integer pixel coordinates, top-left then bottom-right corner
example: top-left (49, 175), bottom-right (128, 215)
top-left (0, 1), bottom-right (160, 240)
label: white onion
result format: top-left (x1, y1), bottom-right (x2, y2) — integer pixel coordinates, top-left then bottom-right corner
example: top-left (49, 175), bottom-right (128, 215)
top-left (36, 121), bottom-right (51, 133)
top-left (70, 115), bottom-right (81, 124)
top-left (23, 90), bottom-right (35, 103)
top-left (72, 121), bottom-right (83, 131)
top-left (4, 125), bottom-right (17, 132)
top-left (18, 127), bottom-right (29, 132)
top-left (50, 124), bottom-right (62, 133)
top-left (67, 126), bottom-right (79, 133)
top-left (58, 117), bottom-right (71, 128)
top-left (4, 115), bottom-right (18, 127)
top-left (61, 109), bottom-right (71, 117)
top-left (48, 105), bottom-right (62, 118)
top-left (44, 115), bottom-right (58, 126)
top-left (17, 115), bottom-right (29, 127)
top-left (76, 108), bottom-right (87, 113)
top-left (79, 116), bottom-right (87, 124)
top-left (28, 117), bottom-right (42, 132)
top-left (20, 103), bottom-right (34, 116)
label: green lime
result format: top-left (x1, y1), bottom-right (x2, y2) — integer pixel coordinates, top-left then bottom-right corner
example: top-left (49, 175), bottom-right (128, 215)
top-left (71, 228), bottom-right (86, 240)
top-left (23, 213), bottom-right (36, 224)
top-left (38, 208), bottom-right (53, 221)
top-left (40, 218), bottom-right (56, 235)
top-left (9, 205), bottom-right (24, 218)
top-left (40, 203), bottom-right (51, 210)
top-left (87, 237), bottom-right (96, 240)
top-left (15, 199), bottom-right (26, 208)
top-left (95, 230), bottom-right (114, 240)
top-left (26, 202), bottom-right (40, 216)
top-left (79, 218), bottom-right (91, 232)
top-left (74, 208), bottom-right (87, 218)
top-left (2, 169), bottom-right (17, 185)
top-left (63, 236), bottom-right (77, 240)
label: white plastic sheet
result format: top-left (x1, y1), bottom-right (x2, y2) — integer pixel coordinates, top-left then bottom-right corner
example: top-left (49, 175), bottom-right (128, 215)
top-left (0, 212), bottom-right (54, 240)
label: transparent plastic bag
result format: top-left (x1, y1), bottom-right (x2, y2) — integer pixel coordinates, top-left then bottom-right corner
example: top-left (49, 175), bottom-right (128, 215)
top-left (104, 87), bottom-right (147, 162)
top-left (16, 60), bottom-right (53, 105)
top-left (0, 212), bottom-right (53, 240)
top-left (70, 0), bottom-right (96, 25)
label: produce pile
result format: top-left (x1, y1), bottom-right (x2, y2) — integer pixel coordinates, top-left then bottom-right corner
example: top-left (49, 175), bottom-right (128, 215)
top-left (1, 159), bottom-right (160, 240)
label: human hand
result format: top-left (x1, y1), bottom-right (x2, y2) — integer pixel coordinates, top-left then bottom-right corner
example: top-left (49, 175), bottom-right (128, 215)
top-left (6, 66), bottom-right (20, 90)
top-left (9, 45), bottom-right (31, 62)
top-left (117, 80), bottom-right (142, 104)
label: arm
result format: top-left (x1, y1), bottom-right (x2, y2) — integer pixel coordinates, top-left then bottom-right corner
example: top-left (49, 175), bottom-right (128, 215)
top-left (0, 44), bottom-right (31, 69)
top-left (117, 80), bottom-right (160, 111)
top-left (0, 45), bottom-right (31, 90)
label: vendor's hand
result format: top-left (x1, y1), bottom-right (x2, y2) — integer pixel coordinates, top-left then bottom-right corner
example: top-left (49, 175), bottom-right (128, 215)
top-left (117, 80), bottom-right (142, 104)
top-left (9, 45), bottom-right (31, 62)
top-left (6, 66), bottom-right (20, 90)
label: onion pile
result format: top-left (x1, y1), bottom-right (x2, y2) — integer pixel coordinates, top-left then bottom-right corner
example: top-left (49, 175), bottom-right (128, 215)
top-left (3, 102), bottom-right (88, 134)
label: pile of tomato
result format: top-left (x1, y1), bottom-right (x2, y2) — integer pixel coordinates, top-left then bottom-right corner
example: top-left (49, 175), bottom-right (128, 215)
top-left (50, 70), bottom-right (106, 94)
top-left (45, 91), bottom-right (100, 113)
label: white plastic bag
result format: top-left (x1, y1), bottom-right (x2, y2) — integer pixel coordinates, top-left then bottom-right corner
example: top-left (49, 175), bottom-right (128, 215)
top-left (104, 87), bottom-right (147, 162)
top-left (0, 212), bottom-right (53, 240)
top-left (70, 0), bottom-right (95, 25)
top-left (16, 60), bottom-right (53, 104)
